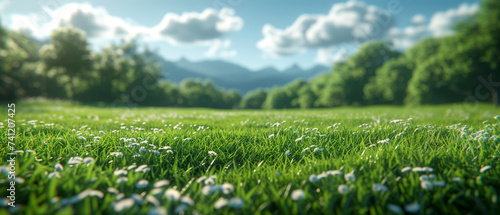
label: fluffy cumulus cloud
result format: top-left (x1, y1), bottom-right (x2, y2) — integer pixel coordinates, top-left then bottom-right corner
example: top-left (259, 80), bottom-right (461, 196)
top-left (8, 3), bottom-right (243, 57)
top-left (0, 0), bottom-right (10, 12)
top-left (258, 1), bottom-right (480, 64)
top-left (387, 3), bottom-right (479, 49)
top-left (257, 1), bottom-right (396, 56)
top-left (428, 3), bottom-right (479, 37)
top-left (9, 3), bottom-right (146, 40)
top-left (153, 8), bottom-right (243, 44)
top-left (411, 14), bottom-right (426, 25)
top-left (316, 47), bottom-right (350, 65)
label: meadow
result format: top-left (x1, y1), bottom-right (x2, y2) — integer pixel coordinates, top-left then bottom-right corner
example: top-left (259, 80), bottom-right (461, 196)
top-left (1, 101), bottom-right (499, 214)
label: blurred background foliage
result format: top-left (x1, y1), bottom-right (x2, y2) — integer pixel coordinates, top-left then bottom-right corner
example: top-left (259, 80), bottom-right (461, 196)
top-left (0, 0), bottom-right (498, 109)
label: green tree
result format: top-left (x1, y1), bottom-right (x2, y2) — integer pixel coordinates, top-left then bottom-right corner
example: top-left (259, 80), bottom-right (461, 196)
top-left (364, 57), bottom-right (414, 105)
top-left (40, 27), bottom-right (92, 99)
top-left (262, 87), bottom-right (290, 109)
top-left (240, 88), bottom-right (267, 109)
top-left (318, 41), bottom-right (401, 106)
top-left (295, 85), bottom-right (316, 108)
top-left (81, 45), bottom-right (135, 102)
top-left (0, 29), bottom-right (42, 100)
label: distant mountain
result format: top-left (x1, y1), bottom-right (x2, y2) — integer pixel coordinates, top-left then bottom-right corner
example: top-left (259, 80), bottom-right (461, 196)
top-left (155, 55), bottom-right (330, 94)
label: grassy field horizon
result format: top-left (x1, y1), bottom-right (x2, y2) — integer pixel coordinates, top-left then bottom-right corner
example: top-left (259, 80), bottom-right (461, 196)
top-left (1, 101), bottom-right (499, 214)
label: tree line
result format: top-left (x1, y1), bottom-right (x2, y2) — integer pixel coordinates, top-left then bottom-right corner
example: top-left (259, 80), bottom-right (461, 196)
top-left (0, 26), bottom-right (241, 108)
top-left (1, 0), bottom-right (498, 109)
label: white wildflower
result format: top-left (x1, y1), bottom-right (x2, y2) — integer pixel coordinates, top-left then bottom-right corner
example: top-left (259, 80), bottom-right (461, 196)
top-left (337, 184), bottom-right (349, 194)
top-left (344, 172), bottom-right (356, 182)
top-left (291, 189), bottom-right (305, 201)
top-left (214, 198), bottom-right (228, 209)
top-left (480, 165), bottom-right (492, 173)
top-left (229, 197), bottom-right (244, 209)
top-left (164, 189), bottom-right (180, 201)
top-left (387, 204), bottom-right (403, 214)
top-left (116, 177), bottom-right (128, 184)
top-left (136, 180), bottom-right (149, 189)
top-left (154, 180), bottom-right (170, 188)
top-left (404, 203), bottom-right (420, 213)
top-left (372, 183), bottom-right (389, 192)
top-left (401, 167), bottom-right (412, 173)
top-left (112, 198), bottom-right (135, 212)
top-left (420, 181), bottom-right (433, 190)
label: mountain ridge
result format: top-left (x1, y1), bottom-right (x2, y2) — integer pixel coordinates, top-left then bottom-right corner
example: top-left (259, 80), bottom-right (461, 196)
top-left (155, 55), bottom-right (331, 94)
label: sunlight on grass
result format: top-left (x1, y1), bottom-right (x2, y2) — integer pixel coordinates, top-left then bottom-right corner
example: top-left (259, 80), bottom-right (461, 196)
top-left (0, 102), bottom-right (499, 214)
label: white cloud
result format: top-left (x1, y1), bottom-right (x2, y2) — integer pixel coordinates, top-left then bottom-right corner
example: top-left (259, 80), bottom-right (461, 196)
top-left (316, 47), bottom-right (350, 65)
top-left (0, 0), bottom-right (10, 12)
top-left (8, 3), bottom-right (243, 50)
top-left (152, 8), bottom-right (243, 44)
top-left (387, 3), bottom-right (479, 49)
top-left (205, 39), bottom-right (237, 58)
top-left (9, 3), bottom-right (145, 41)
top-left (411, 14), bottom-right (426, 25)
top-left (387, 25), bottom-right (429, 49)
top-left (259, 2), bottom-right (480, 60)
top-left (428, 3), bottom-right (479, 37)
top-left (257, 1), bottom-right (395, 57)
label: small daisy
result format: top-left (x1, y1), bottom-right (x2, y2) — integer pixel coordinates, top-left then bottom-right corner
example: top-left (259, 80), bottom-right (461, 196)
top-left (433, 181), bottom-right (446, 187)
top-left (419, 175), bottom-right (429, 181)
top-left (180, 196), bottom-right (195, 206)
top-left (337, 184), bottom-right (349, 194)
top-left (214, 197), bottom-right (228, 209)
top-left (154, 180), bottom-right (170, 188)
top-left (422, 167), bottom-right (434, 172)
top-left (107, 187), bottom-right (120, 194)
top-left (147, 206), bottom-right (167, 215)
top-left (291, 189), bottom-right (305, 201)
top-left (344, 172), bottom-right (356, 182)
top-left (387, 204), bottom-right (403, 214)
top-left (83, 157), bottom-right (94, 164)
top-left (229, 197), bottom-right (244, 209)
top-left (205, 178), bottom-right (215, 185)
top-left (47, 172), bottom-right (61, 179)
top-left (222, 183), bottom-right (235, 194)
top-left (480, 165), bottom-right (492, 173)
top-left (164, 189), bottom-right (180, 201)
top-left (68, 157), bottom-right (83, 165)
top-left (309, 174), bottom-right (319, 183)
top-left (208, 151), bottom-right (217, 156)
top-left (313, 147), bottom-right (324, 152)
top-left (116, 177), bottom-right (128, 184)
top-left (114, 170), bottom-right (128, 176)
top-left (377, 139), bottom-right (390, 144)
top-left (405, 203), bottom-right (420, 213)
top-left (136, 180), bottom-right (149, 189)
top-left (401, 167), bottom-right (412, 173)
top-left (54, 163), bottom-right (64, 172)
top-left (113, 198), bottom-right (135, 212)
top-left (372, 183), bottom-right (389, 192)
top-left (421, 181), bottom-right (433, 190)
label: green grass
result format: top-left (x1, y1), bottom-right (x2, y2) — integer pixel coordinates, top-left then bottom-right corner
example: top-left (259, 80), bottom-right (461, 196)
top-left (1, 101), bottom-right (499, 214)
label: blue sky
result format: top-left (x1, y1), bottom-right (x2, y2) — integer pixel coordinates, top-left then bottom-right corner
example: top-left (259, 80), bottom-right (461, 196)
top-left (0, 0), bottom-right (481, 70)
